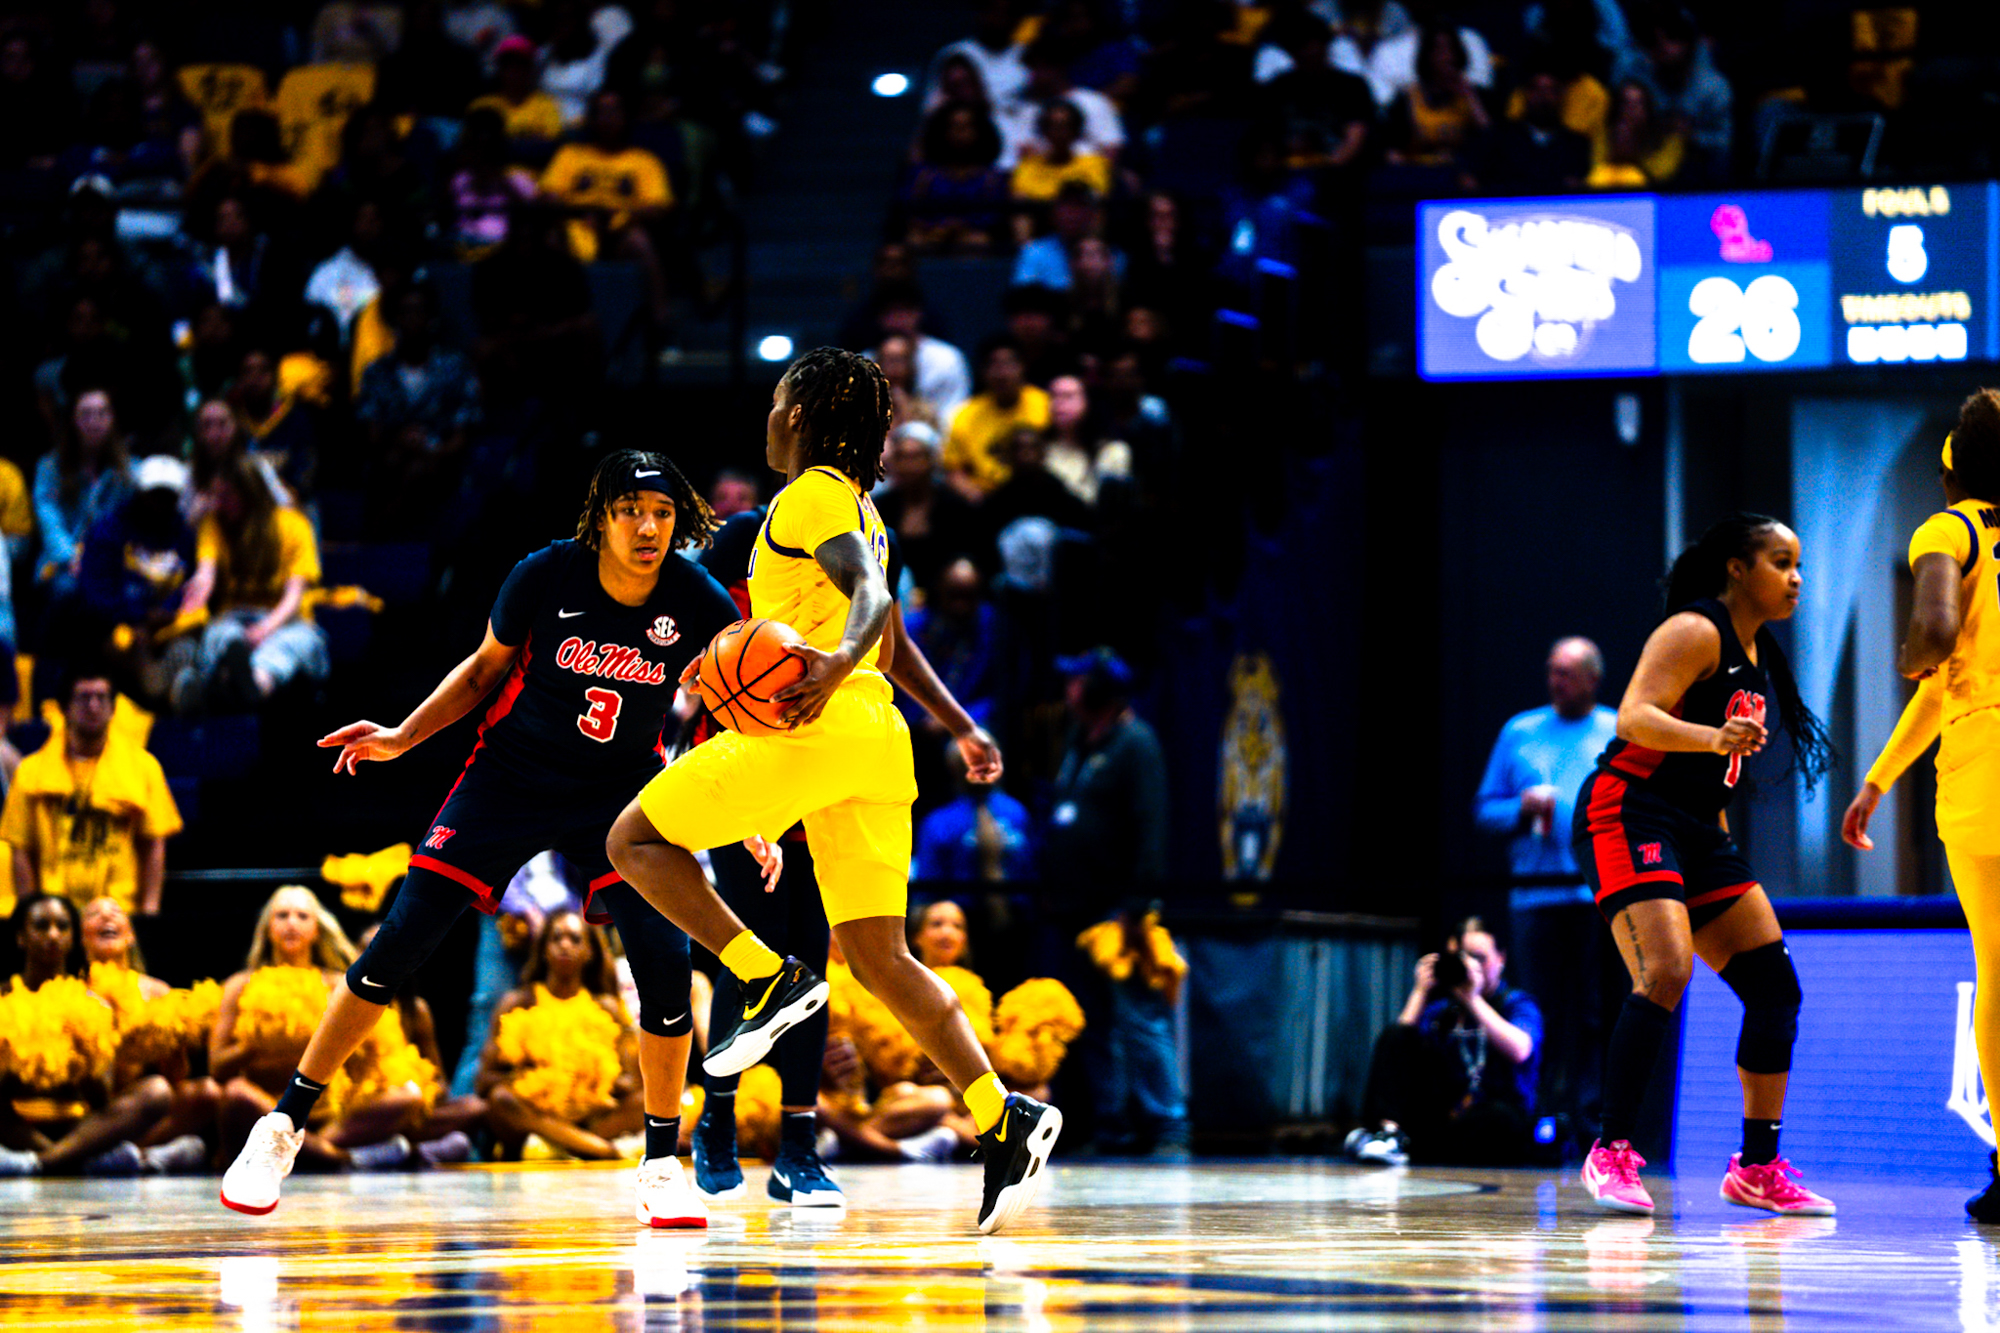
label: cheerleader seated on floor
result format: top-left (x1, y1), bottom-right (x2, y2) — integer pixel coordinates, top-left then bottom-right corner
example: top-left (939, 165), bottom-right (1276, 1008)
top-left (476, 910), bottom-right (644, 1160)
top-left (818, 900), bottom-right (1083, 1161)
top-left (81, 895), bottom-right (224, 1167)
top-left (212, 886), bottom-right (453, 1172)
top-left (0, 893), bottom-right (207, 1175)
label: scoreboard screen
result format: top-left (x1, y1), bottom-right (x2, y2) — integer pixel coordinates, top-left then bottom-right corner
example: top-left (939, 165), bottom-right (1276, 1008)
top-left (1418, 183), bottom-right (1999, 380)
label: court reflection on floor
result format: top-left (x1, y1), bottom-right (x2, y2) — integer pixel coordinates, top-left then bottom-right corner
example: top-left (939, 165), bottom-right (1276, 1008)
top-left (0, 1162), bottom-right (1987, 1332)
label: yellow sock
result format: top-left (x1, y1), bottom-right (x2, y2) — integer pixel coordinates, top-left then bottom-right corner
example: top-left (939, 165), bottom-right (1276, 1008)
top-left (719, 930), bottom-right (783, 983)
top-left (965, 1072), bottom-right (1008, 1135)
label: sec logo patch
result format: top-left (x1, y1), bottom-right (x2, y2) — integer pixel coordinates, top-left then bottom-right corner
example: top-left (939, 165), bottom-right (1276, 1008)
top-left (647, 615), bottom-right (680, 647)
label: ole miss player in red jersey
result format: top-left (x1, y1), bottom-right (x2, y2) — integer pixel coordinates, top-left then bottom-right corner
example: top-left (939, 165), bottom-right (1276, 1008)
top-left (221, 450), bottom-right (764, 1228)
top-left (1574, 514), bottom-right (1837, 1218)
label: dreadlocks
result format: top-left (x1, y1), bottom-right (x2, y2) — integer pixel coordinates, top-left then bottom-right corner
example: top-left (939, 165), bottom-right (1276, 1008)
top-left (575, 449), bottom-right (719, 551)
top-left (782, 346), bottom-right (893, 486)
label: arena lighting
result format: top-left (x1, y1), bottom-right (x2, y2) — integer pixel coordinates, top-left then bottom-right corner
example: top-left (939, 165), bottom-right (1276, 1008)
top-left (757, 335), bottom-right (796, 362)
top-left (871, 72), bottom-right (910, 97)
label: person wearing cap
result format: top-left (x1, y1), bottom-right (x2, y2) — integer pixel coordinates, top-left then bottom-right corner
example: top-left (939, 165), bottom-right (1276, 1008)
top-left (468, 35), bottom-right (566, 142)
top-left (1047, 647), bottom-right (1166, 891)
top-left (72, 455), bottom-right (198, 707)
top-left (2, 667), bottom-right (180, 916)
top-left (1051, 647), bottom-right (1178, 1155)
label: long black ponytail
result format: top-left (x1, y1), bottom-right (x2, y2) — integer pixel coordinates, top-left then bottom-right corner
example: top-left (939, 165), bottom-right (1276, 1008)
top-left (1662, 512), bottom-right (1835, 792)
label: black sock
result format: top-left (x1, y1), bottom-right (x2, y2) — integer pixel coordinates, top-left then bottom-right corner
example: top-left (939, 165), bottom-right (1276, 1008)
top-left (1741, 1118), bottom-right (1782, 1167)
top-left (1600, 994), bottom-right (1675, 1146)
top-left (274, 1071), bottom-right (327, 1127)
top-left (645, 1115), bottom-right (681, 1161)
top-left (781, 1110), bottom-right (815, 1155)
top-left (701, 1090), bottom-right (735, 1134)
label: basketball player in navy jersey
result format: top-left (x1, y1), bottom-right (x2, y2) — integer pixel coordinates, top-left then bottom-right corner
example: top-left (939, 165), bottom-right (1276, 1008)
top-left (1574, 514), bottom-right (1836, 1217)
top-left (221, 450), bottom-right (763, 1228)
top-left (687, 503), bottom-right (1001, 1207)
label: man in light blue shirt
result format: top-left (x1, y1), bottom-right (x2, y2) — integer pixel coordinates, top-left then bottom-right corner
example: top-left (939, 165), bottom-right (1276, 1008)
top-left (1473, 637), bottom-right (1617, 888)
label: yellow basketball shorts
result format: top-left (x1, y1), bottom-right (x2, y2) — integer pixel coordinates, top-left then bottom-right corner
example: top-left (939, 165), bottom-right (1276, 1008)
top-left (1939, 710), bottom-right (2000, 857)
top-left (638, 689), bottom-right (918, 925)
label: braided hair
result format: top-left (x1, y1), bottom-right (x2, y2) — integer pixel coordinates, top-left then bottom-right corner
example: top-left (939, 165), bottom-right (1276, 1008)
top-left (781, 347), bottom-right (894, 486)
top-left (575, 448), bottom-right (718, 551)
top-left (1949, 388), bottom-right (2000, 503)
top-left (1662, 513), bottom-right (1835, 791)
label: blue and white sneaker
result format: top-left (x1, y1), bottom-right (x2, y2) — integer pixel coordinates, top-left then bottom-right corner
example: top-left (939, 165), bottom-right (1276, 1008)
top-left (767, 1146), bottom-right (844, 1208)
top-left (692, 1104), bottom-right (745, 1201)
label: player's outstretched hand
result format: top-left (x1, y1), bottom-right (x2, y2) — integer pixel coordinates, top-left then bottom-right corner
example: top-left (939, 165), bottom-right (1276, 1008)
top-left (744, 835), bottom-right (784, 891)
top-left (319, 720), bottom-right (413, 774)
top-left (773, 643), bottom-right (854, 727)
top-left (1841, 781), bottom-right (1883, 851)
top-left (956, 725), bottom-right (1003, 784)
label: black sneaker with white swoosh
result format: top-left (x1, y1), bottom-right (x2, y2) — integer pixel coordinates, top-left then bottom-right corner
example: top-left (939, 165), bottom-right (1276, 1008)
top-left (701, 957), bottom-right (829, 1078)
top-left (975, 1092), bottom-right (1062, 1234)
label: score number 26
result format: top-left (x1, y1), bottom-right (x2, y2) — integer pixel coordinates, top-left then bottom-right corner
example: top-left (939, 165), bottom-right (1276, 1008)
top-left (1687, 274), bottom-right (1803, 365)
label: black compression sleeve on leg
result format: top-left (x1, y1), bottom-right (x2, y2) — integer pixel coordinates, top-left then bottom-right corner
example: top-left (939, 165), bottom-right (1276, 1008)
top-left (346, 868), bottom-right (477, 1005)
top-left (1718, 940), bottom-right (1801, 1075)
top-left (1600, 993), bottom-right (1675, 1146)
top-left (595, 882), bottom-right (694, 1038)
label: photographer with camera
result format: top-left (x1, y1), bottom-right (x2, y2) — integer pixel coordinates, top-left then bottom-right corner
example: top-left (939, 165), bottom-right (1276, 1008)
top-left (1343, 917), bottom-right (1542, 1166)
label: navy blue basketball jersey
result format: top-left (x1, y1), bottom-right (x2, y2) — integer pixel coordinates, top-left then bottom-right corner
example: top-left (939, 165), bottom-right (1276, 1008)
top-left (473, 540), bottom-right (739, 785)
top-left (1594, 598), bottom-right (1770, 820)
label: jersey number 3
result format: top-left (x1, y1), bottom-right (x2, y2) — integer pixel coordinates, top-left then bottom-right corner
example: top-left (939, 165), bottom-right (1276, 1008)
top-left (578, 687), bottom-right (623, 742)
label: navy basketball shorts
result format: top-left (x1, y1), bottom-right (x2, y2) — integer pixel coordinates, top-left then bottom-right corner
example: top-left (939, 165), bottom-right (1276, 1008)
top-left (1574, 770), bottom-right (1759, 931)
top-left (413, 764), bottom-right (638, 924)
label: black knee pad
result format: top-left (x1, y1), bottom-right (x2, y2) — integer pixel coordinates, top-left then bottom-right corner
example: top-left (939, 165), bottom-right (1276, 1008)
top-left (628, 941), bottom-right (694, 1038)
top-left (344, 868), bottom-right (473, 1004)
top-left (1719, 940), bottom-right (1801, 1074)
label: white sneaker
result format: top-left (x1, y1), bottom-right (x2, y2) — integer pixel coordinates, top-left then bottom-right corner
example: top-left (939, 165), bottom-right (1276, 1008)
top-left (636, 1156), bottom-right (708, 1229)
top-left (221, 1113), bottom-right (305, 1215)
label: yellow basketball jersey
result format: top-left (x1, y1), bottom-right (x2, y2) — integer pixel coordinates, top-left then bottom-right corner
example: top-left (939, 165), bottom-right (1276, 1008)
top-left (749, 466), bottom-right (893, 703)
top-left (1911, 499), bottom-right (2000, 730)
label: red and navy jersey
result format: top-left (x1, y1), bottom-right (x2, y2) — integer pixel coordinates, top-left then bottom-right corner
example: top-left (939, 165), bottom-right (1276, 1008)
top-left (472, 540), bottom-right (739, 786)
top-left (1593, 598), bottom-right (1769, 821)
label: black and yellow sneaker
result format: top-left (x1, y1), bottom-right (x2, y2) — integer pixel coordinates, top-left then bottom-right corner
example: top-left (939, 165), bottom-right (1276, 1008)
top-left (1970, 1156), bottom-right (2000, 1224)
top-left (702, 957), bottom-right (829, 1078)
top-left (975, 1092), bottom-right (1063, 1234)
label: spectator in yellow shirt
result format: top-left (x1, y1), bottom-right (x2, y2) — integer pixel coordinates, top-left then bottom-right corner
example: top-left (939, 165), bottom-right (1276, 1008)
top-left (1, 672), bottom-right (181, 916)
top-left (1010, 100), bottom-right (1112, 239)
top-left (945, 337), bottom-right (1050, 496)
top-left (468, 36), bottom-right (566, 143)
top-left (166, 456), bottom-right (328, 714)
top-left (540, 89), bottom-right (675, 325)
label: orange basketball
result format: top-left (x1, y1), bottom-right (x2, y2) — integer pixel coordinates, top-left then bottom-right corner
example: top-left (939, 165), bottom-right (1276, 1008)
top-left (693, 618), bottom-right (810, 735)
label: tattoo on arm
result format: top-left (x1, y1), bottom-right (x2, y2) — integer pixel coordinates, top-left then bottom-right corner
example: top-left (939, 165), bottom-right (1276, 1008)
top-left (812, 532), bottom-right (890, 658)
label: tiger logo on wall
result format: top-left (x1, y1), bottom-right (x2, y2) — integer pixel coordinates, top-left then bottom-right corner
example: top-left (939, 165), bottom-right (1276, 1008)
top-left (1952, 981), bottom-right (1996, 1148)
top-left (1219, 653), bottom-right (1287, 881)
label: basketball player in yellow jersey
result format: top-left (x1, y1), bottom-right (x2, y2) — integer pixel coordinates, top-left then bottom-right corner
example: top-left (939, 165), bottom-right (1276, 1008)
top-left (1843, 388), bottom-right (2000, 1221)
top-left (608, 348), bottom-right (1060, 1234)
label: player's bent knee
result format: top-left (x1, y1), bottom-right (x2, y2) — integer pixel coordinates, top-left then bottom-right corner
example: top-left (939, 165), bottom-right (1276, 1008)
top-left (1720, 940), bottom-right (1801, 1074)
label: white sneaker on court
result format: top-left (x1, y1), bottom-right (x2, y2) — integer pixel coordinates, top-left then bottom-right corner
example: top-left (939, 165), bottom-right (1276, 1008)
top-left (636, 1156), bottom-right (709, 1229)
top-left (221, 1113), bottom-right (305, 1215)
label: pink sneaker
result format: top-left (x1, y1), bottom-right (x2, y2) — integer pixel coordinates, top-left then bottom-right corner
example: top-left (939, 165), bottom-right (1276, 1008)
top-left (1721, 1155), bottom-right (1835, 1216)
top-left (1582, 1139), bottom-right (1655, 1214)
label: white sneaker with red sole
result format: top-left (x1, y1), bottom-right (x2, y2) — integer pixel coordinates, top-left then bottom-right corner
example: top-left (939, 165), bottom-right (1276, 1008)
top-left (636, 1155), bottom-right (709, 1229)
top-left (221, 1113), bottom-right (305, 1215)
